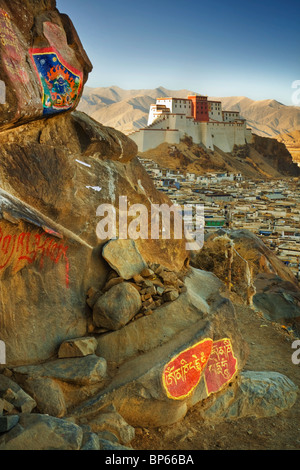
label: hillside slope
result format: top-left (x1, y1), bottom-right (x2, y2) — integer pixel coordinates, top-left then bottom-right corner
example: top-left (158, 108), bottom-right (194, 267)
top-left (277, 130), bottom-right (300, 164)
top-left (139, 134), bottom-right (300, 179)
top-left (78, 86), bottom-right (300, 138)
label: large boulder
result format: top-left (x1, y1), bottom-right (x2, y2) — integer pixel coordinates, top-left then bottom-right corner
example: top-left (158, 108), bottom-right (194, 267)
top-left (0, 414), bottom-right (83, 450)
top-left (0, 0), bottom-right (92, 131)
top-left (93, 282), bottom-right (142, 330)
top-left (199, 371), bottom-right (298, 421)
top-left (0, 110), bottom-right (187, 366)
top-left (253, 273), bottom-right (300, 334)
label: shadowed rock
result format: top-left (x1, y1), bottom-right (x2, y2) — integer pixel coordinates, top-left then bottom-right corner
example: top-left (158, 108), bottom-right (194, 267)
top-left (93, 282), bottom-right (142, 330)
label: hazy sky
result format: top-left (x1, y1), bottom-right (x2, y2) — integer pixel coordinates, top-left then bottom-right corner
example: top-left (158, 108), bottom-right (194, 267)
top-left (57, 0), bottom-right (300, 105)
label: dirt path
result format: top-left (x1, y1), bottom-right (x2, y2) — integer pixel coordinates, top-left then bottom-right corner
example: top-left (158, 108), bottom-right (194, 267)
top-left (131, 303), bottom-right (300, 450)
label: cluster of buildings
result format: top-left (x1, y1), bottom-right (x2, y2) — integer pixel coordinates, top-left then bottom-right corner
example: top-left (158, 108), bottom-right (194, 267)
top-left (129, 94), bottom-right (253, 153)
top-left (139, 157), bottom-right (300, 280)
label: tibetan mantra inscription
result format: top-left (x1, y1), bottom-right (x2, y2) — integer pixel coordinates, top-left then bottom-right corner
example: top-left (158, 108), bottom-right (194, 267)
top-left (0, 227), bottom-right (70, 288)
top-left (204, 338), bottom-right (238, 395)
top-left (162, 338), bottom-right (238, 400)
top-left (29, 47), bottom-right (83, 115)
top-left (162, 338), bottom-right (213, 400)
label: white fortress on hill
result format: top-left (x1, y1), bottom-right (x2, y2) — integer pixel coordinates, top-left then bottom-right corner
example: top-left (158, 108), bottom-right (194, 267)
top-left (129, 94), bottom-right (253, 153)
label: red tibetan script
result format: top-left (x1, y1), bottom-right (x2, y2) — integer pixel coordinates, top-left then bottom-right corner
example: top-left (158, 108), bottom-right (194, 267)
top-left (162, 338), bottom-right (213, 400)
top-left (204, 338), bottom-right (238, 395)
top-left (0, 228), bottom-right (70, 288)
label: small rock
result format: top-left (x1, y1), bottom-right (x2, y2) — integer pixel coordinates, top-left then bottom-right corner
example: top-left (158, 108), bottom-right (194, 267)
top-left (153, 264), bottom-right (166, 275)
top-left (142, 298), bottom-right (154, 309)
top-left (140, 268), bottom-right (155, 278)
top-left (141, 293), bottom-right (151, 301)
top-left (132, 274), bottom-right (145, 284)
top-left (81, 432), bottom-right (100, 450)
top-left (163, 290), bottom-right (179, 302)
top-left (58, 337), bottom-right (98, 358)
top-left (156, 286), bottom-right (165, 296)
top-left (144, 285), bottom-right (157, 296)
top-left (0, 415), bottom-right (19, 433)
top-left (0, 374), bottom-right (36, 414)
top-left (159, 271), bottom-right (178, 287)
top-left (152, 278), bottom-right (165, 288)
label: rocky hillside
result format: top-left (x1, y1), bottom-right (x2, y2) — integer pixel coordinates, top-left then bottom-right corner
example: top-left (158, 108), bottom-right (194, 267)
top-left (78, 86), bottom-right (300, 138)
top-left (0, 0), bottom-right (299, 452)
top-left (277, 130), bottom-right (300, 164)
top-left (139, 134), bottom-right (300, 179)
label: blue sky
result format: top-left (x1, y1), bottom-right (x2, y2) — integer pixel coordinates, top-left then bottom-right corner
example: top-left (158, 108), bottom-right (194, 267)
top-left (57, 0), bottom-right (300, 105)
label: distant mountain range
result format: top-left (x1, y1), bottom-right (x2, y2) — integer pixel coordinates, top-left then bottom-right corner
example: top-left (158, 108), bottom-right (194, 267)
top-left (78, 86), bottom-right (300, 138)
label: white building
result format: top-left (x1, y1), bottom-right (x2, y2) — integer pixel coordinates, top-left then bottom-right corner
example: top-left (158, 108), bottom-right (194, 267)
top-left (129, 94), bottom-right (253, 154)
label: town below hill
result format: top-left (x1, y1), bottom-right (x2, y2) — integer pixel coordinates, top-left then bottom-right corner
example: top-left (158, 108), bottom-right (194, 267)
top-left (139, 153), bottom-right (300, 284)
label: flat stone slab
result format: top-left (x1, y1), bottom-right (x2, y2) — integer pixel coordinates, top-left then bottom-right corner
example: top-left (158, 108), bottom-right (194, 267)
top-left (102, 239), bottom-right (147, 280)
top-left (58, 337), bottom-right (98, 358)
top-left (13, 355), bottom-right (107, 386)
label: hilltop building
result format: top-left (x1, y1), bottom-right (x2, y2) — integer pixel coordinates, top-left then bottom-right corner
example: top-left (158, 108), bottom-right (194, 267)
top-left (129, 95), bottom-right (253, 153)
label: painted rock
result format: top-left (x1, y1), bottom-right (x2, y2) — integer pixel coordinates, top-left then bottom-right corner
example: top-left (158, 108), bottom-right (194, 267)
top-left (0, 0), bottom-right (92, 131)
top-left (162, 338), bottom-right (213, 400)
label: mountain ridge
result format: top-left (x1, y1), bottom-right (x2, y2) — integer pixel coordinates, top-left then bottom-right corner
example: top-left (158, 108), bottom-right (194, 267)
top-left (78, 86), bottom-right (300, 138)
